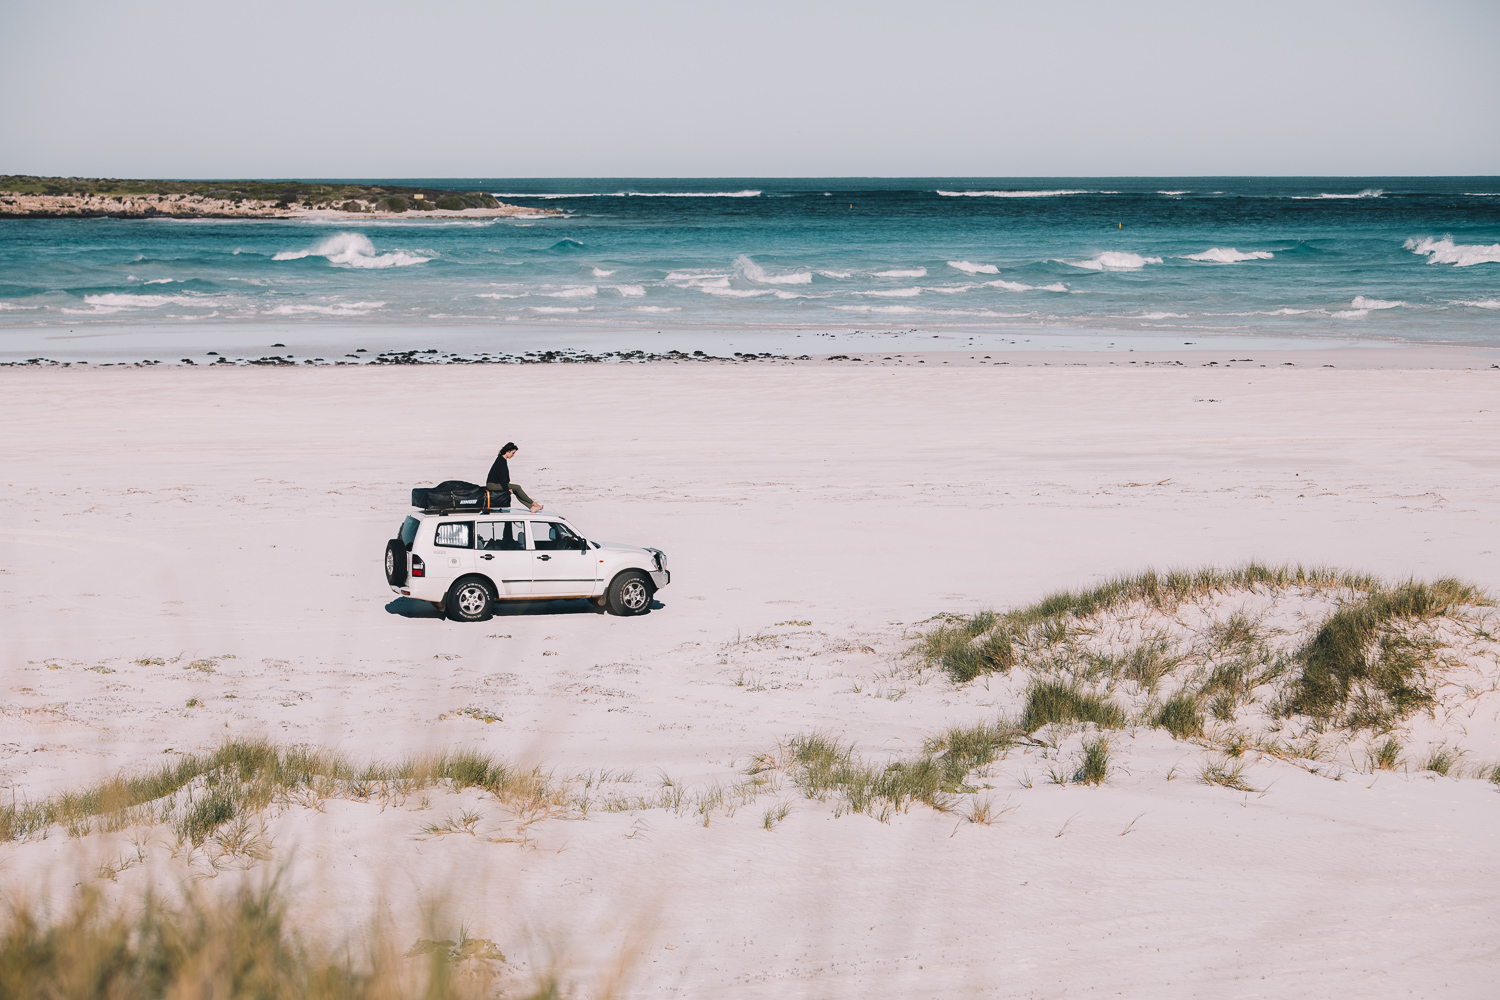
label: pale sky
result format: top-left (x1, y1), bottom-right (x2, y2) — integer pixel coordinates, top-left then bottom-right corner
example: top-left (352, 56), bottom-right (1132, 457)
top-left (3, 0), bottom-right (1497, 178)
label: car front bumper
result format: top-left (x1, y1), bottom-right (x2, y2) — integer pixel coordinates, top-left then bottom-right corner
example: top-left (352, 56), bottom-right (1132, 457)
top-left (651, 570), bottom-right (670, 589)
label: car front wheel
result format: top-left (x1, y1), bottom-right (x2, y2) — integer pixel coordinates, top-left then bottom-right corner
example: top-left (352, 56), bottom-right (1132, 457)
top-left (606, 570), bottom-right (654, 617)
top-left (446, 576), bottom-right (494, 622)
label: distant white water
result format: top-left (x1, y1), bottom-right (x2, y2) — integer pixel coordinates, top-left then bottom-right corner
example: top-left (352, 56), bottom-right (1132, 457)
top-left (1182, 248), bottom-right (1274, 263)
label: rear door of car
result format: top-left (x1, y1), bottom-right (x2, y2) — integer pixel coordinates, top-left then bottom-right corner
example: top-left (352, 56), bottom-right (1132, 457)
top-left (527, 520), bottom-right (598, 596)
top-left (431, 520), bottom-right (475, 586)
top-left (476, 519), bottom-right (532, 597)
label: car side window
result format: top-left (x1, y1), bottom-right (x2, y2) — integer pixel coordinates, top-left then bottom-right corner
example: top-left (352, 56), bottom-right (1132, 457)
top-left (530, 521), bottom-right (581, 551)
top-left (476, 520), bottom-right (526, 551)
top-left (434, 522), bottom-right (473, 548)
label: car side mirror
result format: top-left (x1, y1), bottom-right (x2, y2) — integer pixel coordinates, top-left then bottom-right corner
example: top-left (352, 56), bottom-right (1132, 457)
top-left (576, 537), bottom-right (590, 551)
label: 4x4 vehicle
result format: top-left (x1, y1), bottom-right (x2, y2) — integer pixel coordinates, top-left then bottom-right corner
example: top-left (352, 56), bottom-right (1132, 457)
top-left (384, 509), bottom-right (669, 621)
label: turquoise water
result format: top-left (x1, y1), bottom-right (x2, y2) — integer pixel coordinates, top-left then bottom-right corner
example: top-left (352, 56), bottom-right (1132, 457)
top-left (2, 177), bottom-right (1498, 358)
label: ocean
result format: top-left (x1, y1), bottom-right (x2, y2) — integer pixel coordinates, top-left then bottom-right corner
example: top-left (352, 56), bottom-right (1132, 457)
top-left (2, 177), bottom-right (1498, 361)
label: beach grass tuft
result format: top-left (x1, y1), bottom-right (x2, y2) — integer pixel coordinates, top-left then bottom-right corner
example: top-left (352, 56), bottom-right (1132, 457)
top-left (0, 878), bottom-right (599, 1000)
top-left (1289, 579), bottom-right (1491, 727)
top-left (1369, 737), bottom-right (1402, 771)
top-left (1021, 680), bottom-right (1125, 732)
top-left (1152, 692), bottom-right (1204, 739)
top-left (1072, 736), bottom-right (1111, 786)
top-left (0, 739), bottom-right (559, 845)
top-left (1199, 758), bottom-right (1257, 792)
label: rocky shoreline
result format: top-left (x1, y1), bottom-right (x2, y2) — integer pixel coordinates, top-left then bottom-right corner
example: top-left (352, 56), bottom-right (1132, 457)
top-left (0, 177), bottom-right (560, 219)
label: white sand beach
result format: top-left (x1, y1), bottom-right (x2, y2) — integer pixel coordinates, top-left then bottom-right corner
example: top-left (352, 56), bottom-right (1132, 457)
top-left (3, 358), bottom-right (1499, 997)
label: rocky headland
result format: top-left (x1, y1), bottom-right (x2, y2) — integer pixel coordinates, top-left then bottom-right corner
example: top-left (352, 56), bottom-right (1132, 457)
top-left (0, 176), bottom-right (558, 219)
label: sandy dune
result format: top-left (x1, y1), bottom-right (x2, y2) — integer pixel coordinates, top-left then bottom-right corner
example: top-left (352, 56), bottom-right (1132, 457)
top-left (3, 360), bottom-right (1499, 997)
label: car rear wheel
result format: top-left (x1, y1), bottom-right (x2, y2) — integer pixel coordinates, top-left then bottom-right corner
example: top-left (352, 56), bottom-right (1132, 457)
top-left (606, 571), bottom-right (654, 616)
top-left (384, 539), bottom-right (407, 586)
top-left (446, 576), bottom-right (494, 622)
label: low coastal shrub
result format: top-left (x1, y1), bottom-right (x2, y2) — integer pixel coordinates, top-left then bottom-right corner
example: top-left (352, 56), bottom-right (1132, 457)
top-left (436, 196), bottom-right (467, 211)
top-left (1021, 680), bottom-right (1125, 732)
top-left (384, 197), bottom-right (409, 212)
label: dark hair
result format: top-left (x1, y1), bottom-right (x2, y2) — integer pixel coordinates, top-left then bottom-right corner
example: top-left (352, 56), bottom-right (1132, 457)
top-left (500, 442), bottom-right (517, 454)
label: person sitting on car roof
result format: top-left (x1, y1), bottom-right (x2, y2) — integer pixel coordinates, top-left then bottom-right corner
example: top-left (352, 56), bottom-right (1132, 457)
top-left (486, 442), bottom-right (543, 512)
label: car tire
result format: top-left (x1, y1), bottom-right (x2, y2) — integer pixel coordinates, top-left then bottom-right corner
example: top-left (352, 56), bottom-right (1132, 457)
top-left (606, 570), bottom-right (654, 617)
top-left (445, 576), bottom-right (494, 622)
top-left (385, 539), bottom-right (408, 586)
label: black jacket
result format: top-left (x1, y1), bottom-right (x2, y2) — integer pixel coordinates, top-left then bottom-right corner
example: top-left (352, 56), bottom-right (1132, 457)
top-left (486, 454), bottom-right (510, 487)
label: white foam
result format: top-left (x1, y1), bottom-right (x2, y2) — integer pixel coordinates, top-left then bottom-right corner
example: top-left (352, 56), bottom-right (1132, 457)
top-left (1158, 190), bottom-right (1189, 196)
top-left (1405, 236), bottom-right (1500, 267)
top-left (983, 279), bottom-right (1069, 293)
top-left (1293, 188), bottom-right (1383, 200)
top-left (735, 256), bottom-right (812, 285)
top-left (73, 293), bottom-right (233, 314)
top-left (144, 277), bottom-right (175, 285)
top-left (475, 292), bottom-right (523, 299)
top-left (272, 233), bottom-right (431, 269)
top-left (861, 287), bottom-right (923, 298)
top-left (1182, 248), bottom-right (1274, 263)
top-left (874, 267), bottom-right (927, 277)
top-left (701, 286), bottom-right (774, 298)
top-left (624, 190), bottom-right (760, 198)
top-left (832, 304), bottom-right (921, 314)
top-left (936, 190), bottom-right (1090, 198)
top-left (633, 306), bottom-right (681, 312)
top-left (947, 260), bottom-right (999, 274)
top-left (1066, 252), bottom-right (1163, 271)
top-left (1331, 309), bottom-right (1369, 319)
top-left (541, 286), bottom-right (598, 298)
top-left (817, 269), bottom-right (853, 278)
top-left (1349, 296), bottom-right (1404, 310)
top-left (611, 285), bottom-right (646, 297)
top-left (1456, 298), bottom-right (1500, 309)
top-left (265, 301), bottom-right (386, 316)
top-left (529, 305), bottom-right (594, 313)
top-left (591, 267), bottom-right (616, 277)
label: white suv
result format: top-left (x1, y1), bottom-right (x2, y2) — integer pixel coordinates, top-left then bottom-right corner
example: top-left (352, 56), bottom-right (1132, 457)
top-left (384, 510), bottom-right (669, 621)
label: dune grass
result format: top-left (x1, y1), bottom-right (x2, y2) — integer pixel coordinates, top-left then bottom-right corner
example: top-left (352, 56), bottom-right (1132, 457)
top-left (1288, 579), bottom-right (1491, 727)
top-left (913, 564), bottom-right (1492, 744)
top-left (1021, 680), bottom-right (1125, 732)
top-left (0, 879), bottom-right (585, 1000)
top-left (913, 564), bottom-right (1384, 684)
top-left (767, 723), bottom-right (1022, 821)
top-left (1072, 736), bottom-right (1111, 786)
top-left (0, 740), bottom-right (557, 846)
top-left (1152, 692), bottom-right (1204, 739)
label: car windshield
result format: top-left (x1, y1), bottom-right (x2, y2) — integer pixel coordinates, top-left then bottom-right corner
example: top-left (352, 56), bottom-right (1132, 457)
top-left (399, 516), bottom-right (419, 548)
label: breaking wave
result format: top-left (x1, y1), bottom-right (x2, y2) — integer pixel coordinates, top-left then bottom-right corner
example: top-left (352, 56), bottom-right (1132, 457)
top-left (1456, 298), bottom-right (1500, 309)
top-left (947, 261), bottom-right (999, 274)
top-left (1405, 236), bottom-right (1500, 267)
top-left (1066, 252), bottom-right (1163, 271)
top-left (611, 285), bottom-right (646, 297)
top-left (735, 256), bottom-right (812, 284)
top-left (1350, 296), bottom-right (1404, 310)
top-left (874, 267), bottom-right (927, 277)
top-left (272, 233), bottom-right (430, 269)
top-left (1182, 248), bottom-right (1274, 263)
top-left (1293, 189), bottom-right (1384, 200)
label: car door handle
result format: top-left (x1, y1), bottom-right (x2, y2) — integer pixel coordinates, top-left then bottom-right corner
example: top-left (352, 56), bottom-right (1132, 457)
top-left (537, 554), bottom-right (551, 561)
top-left (481, 554), bottom-right (493, 560)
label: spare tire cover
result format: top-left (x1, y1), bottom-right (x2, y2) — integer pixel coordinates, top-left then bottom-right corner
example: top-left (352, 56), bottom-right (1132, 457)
top-left (385, 538), bottom-right (408, 586)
